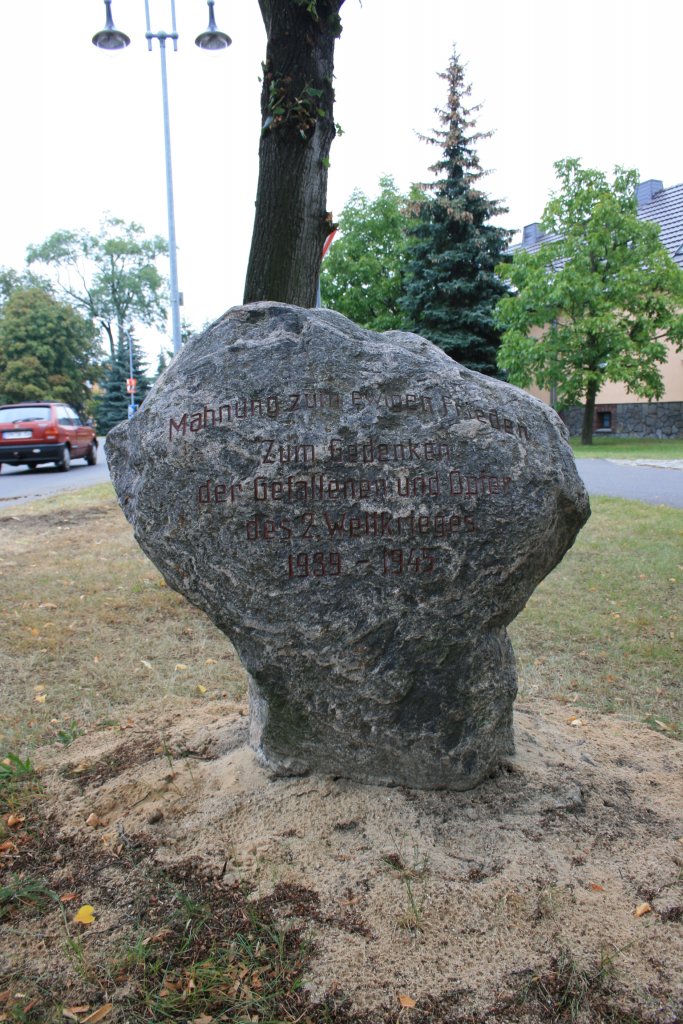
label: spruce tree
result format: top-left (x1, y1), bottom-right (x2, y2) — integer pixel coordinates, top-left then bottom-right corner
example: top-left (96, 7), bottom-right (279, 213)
top-left (95, 334), bottom-right (152, 433)
top-left (402, 49), bottom-right (511, 376)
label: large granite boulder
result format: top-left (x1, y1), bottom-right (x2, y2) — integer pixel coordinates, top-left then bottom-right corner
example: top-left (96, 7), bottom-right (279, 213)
top-left (106, 303), bottom-right (590, 790)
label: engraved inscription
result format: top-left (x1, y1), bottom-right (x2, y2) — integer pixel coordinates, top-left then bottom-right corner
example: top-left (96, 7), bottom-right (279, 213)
top-left (173, 384), bottom-right (527, 579)
top-left (168, 390), bottom-right (532, 442)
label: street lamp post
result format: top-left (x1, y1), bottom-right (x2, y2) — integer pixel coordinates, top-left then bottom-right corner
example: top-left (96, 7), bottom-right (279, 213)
top-left (92, 1), bottom-right (231, 356)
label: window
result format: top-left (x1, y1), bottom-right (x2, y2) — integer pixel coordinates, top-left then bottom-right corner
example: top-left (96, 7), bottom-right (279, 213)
top-left (0, 406), bottom-right (50, 423)
top-left (599, 411), bottom-right (612, 430)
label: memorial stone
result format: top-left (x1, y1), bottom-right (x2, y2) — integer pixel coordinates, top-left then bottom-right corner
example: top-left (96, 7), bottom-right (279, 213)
top-left (106, 303), bottom-right (590, 790)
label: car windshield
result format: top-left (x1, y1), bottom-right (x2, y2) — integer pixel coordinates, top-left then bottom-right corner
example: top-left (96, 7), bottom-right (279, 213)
top-left (0, 406), bottom-right (51, 423)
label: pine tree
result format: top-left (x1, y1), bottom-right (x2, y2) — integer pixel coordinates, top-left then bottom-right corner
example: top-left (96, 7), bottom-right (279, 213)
top-left (401, 49), bottom-right (512, 376)
top-left (95, 334), bottom-right (152, 434)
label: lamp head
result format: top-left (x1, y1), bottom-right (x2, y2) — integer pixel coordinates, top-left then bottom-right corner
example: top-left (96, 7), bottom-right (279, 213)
top-left (92, 0), bottom-right (130, 50)
top-left (195, 1), bottom-right (231, 50)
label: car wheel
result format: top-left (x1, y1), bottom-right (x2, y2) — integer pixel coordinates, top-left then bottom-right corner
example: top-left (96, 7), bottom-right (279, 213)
top-left (56, 446), bottom-right (71, 472)
top-left (86, 441), bottom-right (98, 466)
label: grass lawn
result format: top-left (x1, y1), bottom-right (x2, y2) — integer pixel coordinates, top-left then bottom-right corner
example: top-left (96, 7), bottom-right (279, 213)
top-left (0, 484), bottom-right (247, 755)
top-left (570, 435), bottom-right (683, 460)
top-left (510, 495), bottom-right (682, 738)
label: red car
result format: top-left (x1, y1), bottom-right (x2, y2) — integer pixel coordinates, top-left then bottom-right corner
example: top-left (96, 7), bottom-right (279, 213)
top-left (0, 402), bottom-right (98, 472)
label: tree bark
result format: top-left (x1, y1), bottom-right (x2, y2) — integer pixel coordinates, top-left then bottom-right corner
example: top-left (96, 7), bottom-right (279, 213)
top-left (581, 379), bottom-right (598, 445)
top-left (243, 0), bottom-right (344, 308)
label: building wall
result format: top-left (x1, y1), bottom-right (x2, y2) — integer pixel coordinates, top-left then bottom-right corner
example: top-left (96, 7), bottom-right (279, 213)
top-left (526, 333), bottom-right (683, 437)
top-left (560, 401), bottom-right (683, 438)
top-left (597, 340), bottom-right (683, 404)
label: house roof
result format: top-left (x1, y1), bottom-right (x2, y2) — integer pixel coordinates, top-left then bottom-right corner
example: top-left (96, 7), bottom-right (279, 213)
top-left (637, 182), bottom-right (683, 268)
top-left (511, 180), bottom-right (683, 269)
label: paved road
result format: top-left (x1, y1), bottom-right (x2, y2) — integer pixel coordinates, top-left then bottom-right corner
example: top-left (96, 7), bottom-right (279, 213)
top-left (0, 440), bottom-right (111, 508)
top-left (1, 447), bottom-right (682, 510)
top-left (575, 459), bottom-right (683, 509)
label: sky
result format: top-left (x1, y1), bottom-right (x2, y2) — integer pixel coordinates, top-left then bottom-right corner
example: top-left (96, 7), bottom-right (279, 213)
top-left (1, 0), bottom-right (681, 364)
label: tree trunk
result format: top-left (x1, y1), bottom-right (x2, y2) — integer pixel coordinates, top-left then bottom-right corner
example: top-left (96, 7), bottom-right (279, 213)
top-left (243, 0), bottom-right (344, 308)
top-left (102, 322), bottom-right (115, 360)
top-left (581, 379), bottom-right (598, 445)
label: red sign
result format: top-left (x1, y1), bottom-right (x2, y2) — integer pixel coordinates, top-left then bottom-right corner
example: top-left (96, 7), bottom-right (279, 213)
top-left (322, 229), bottom-right (337, 258)
top-left (126, 378), bottom-right (137, 394)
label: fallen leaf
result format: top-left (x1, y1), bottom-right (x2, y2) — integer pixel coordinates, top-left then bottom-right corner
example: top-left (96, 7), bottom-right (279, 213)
top-left (63, 1007), bottom-right (91, 1021)
top-left (34, 685), bottom-right (45, 693)
top-left (60, 892), bottom-right (78, 903)
top-left (590, 883), bottom-right (605, 892)
top-left (39, 602), bottom-right (57, 610)
top-left (653, 719), bottom-right (672, 731)
top-left (191, 1015), bottom-right (214, 1024)
top-left (399, 994), bottom-right (416, 1008)
top-left (140, 660), bottom-right (152, 670)
top-left (6, 814), bottom-right (25, 829)
top-left (0, 841), bottom-right (17, 854)
top-left (81, 1005), bottom-right (113, 1024)
top-left (196, 684), bottom-right (207, 695)
top-left (205, 658), bottom-right (217, 665)
top-left (74, 905), bottom-right (96, 925)
top-left (85, 813), bottom-right (106, 828)
top-left (175, 663), bottom-right (188, 671)
top-left (34, 694), bottom-right (47, 704)
top-left (634, 902), bottom-right (652, 917)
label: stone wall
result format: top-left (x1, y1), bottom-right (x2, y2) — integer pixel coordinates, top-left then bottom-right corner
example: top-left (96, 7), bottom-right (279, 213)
top-left (560, 401), bottom-right (683, 439)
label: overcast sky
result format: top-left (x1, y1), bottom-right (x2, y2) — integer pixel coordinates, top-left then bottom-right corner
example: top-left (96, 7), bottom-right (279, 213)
top-left (1, 0), bottom-right (680, 362)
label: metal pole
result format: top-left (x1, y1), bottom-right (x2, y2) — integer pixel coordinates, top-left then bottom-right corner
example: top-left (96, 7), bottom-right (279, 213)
top-left (157, 33), bottom-right (182, 355)
top-left (128, 332), bottom-right (134, 382)
top-left (94, 1), bottom-right (230, 357)
top-left (127, 331), bottom-right (137, 416)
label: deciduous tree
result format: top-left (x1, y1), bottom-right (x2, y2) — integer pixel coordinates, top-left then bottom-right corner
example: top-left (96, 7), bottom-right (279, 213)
top-left (0, 287), bottom-right (98, 408)
top-left (320, 176), bottom-right (411, 331)
top-left (26, 216), bottom-right (168, 358)
top-left (243, 0), bottom-right (345, 307)
top-left (0, 267), bottom-right (49, 308)
top-left (495, 159), bottom-right (683, 444)
top-left (401, 48), bottom-right (511, 375)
